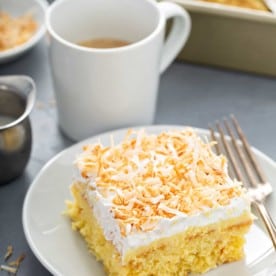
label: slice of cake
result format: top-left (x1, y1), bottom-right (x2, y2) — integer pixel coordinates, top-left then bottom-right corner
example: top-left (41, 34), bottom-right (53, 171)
top-left (66, 128), bottom-right (253, 276)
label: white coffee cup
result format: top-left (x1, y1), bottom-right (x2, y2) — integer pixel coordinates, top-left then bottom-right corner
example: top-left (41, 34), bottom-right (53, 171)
top-left (46, 0), bottom-right (191, 141)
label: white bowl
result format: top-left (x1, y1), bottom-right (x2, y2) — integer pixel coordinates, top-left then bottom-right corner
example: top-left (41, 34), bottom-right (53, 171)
top-left (0, 0), bottom-right (48, 64)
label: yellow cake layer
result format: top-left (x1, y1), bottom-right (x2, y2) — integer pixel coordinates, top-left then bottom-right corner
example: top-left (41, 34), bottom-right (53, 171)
top-left (66, 182), bottom-right (252, 276)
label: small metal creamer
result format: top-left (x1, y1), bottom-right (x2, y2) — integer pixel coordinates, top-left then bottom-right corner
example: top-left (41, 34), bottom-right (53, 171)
top-left (0, 75), bottom-right (36, 185)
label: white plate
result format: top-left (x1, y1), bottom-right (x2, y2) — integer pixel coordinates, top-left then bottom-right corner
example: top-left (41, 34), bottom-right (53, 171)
top-left (0, 0), bottom-right (48, 64)
top-left (23, 125), bottom-right (275, 276)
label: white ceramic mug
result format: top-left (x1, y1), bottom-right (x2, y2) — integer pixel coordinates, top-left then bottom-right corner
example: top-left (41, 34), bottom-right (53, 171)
top-left (47, 0), bottom-right (191, 141)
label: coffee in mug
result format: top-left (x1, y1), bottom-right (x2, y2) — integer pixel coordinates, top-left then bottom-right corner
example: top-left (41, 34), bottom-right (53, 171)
top-left (78, 38), bottom-right (131, 49)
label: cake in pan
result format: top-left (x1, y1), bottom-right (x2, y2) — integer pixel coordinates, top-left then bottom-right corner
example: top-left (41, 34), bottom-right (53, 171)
top-left (202, 0), bottom-right (268, 11)
top-left (66, 128), bottom-right (253, 275)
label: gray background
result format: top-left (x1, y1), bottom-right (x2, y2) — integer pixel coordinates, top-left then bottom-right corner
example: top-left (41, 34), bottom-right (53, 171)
top-left (1, 16), bottom-right (276, 276)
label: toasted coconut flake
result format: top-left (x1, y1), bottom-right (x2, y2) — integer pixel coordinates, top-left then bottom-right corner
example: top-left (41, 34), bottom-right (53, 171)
top-left (0, 12), bottom-right (37, 52)
top-left (0, 264), bottom-right (17, 274)
top-left (76, 129), bottom-right (244, 235)
top-left (9, 253), bottom-right (26, 268)
top-left (4, 245), bottom-right (13, 261)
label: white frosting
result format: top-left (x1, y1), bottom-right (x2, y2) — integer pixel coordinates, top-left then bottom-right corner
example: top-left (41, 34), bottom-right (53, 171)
top-left (85, 184), bottom-right (251, 260)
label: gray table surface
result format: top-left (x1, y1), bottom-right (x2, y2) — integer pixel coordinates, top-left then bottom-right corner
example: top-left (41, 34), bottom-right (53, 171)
top-left (1, 36), bottom-right (276, 275)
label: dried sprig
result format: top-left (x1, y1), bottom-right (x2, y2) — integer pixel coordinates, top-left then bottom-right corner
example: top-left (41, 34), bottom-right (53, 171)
top-left (0, 264), bottom-right (17, 274)
top-left (4, 245), bottom-right (13, 261)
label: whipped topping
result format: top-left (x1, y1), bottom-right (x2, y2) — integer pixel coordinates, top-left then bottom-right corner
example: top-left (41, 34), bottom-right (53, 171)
top-left (86, 187), bottom-right (250, 259)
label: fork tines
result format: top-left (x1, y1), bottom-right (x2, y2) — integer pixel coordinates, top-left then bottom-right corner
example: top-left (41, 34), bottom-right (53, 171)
top-left (210, 115), bottom-right (276, 250)
top-left (209, 115), bottom-right (266, 188)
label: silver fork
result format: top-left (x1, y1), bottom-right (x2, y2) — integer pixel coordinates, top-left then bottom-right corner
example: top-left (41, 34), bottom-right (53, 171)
top-left (209, 115), bottom-right (276, 250)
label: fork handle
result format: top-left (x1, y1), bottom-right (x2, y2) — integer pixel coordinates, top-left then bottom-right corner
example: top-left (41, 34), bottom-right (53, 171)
top-left (253, 200), bottom-right (276, 250)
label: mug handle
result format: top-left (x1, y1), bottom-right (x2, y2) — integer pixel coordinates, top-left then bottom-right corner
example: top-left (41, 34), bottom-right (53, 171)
top-left (158, 2), bottom-right (191, 74)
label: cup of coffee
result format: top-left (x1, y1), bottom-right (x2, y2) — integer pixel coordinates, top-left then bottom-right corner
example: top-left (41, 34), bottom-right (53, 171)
top-left (46, 0), bottom-right (191, 141)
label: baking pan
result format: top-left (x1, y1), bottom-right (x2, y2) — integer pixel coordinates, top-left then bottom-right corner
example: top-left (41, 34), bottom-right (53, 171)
top-left (169, 0), bottom-right (276, 76)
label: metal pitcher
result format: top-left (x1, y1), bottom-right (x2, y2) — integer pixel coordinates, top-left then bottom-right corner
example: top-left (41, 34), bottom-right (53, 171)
top-left (0, 75), bottom-right (36, 185)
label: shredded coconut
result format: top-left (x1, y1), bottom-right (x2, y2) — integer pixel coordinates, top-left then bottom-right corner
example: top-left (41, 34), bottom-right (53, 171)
top-left (75, 129), bottom-right (243, 236)
top-left (0, 12), bottom-right (37, 51)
